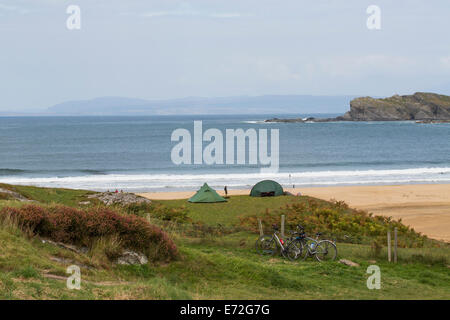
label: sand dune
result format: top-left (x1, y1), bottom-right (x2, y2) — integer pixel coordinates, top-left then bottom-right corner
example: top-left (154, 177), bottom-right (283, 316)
top-left (138, 184), bottom-right (450, 242)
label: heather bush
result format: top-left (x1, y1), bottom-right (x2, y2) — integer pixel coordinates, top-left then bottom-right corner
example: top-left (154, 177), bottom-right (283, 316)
top-left (0, 204), bottom-right (178, 261)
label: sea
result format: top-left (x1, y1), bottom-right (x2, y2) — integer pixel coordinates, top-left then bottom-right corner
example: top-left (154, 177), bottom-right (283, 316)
top-left (1, 114), bottom-right (450, 192)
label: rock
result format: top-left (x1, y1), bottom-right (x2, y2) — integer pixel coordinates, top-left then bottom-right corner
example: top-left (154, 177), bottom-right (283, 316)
top-left (49, 256), bottom-right (75, 264)
top-left (42, 239), bottom-right (148, 266)
top-left (265, 117), bottom-right (305, 123)
top-left (339, 259), bottom-right (360, 267)
top-left (87, 192), bottom-right (151, 206)
top-left (416, 119), bottom-right (450, 124)
top-left (78, 201), bottom-right (91, 205)
top-left (116, 250), bottom-right (148, 265)
top-left (49, 256), bottom-right (93, 269)
top-left (265, 92), bottom-right (450, 123)
top-left (0, 187), bottom-right (34, 202)
top-left (342, 92), bottom-right (450, 121)
top-left (42, 239), bottom-right (89, 254)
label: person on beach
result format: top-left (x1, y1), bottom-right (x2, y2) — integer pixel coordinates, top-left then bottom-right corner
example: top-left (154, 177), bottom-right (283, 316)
top-left (224, 186), bottom-right (228, 197)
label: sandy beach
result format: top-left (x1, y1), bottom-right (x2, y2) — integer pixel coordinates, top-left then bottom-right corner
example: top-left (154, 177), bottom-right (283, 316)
top-left (138, 184), bottom-right (450, 242)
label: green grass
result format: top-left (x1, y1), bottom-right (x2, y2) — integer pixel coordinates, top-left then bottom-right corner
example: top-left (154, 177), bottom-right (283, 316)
top-left (0, 183), bottom-right (449, 299)
top-left (157, 195), bottom-right (318, 225)
top-left (160, 241), bottom-right (449, 299)
top-left (0, 183), bottom-right (96, 207)
top-left (1, 222), bottom-right (448, 299)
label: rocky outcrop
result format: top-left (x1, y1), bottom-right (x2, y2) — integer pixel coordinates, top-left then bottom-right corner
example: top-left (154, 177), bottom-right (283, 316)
top-left (42, 239), bottom-right (89, 254)
top-left (265, 92), bottom-right (450, 122)
top-left (87, 192), bottom-right (151, 206)
top-left (116, 251), bottom-right (149, 265)
top-left (264, 117), bottom-right (320, 123)
top-left (340, 92), bottom-right (450, 121)
top-left (265, 117), bottom-right (337, 123)
top-left (415, 119), bottom-right (450, 124)
top-left (42, 239), bottom-right (148, 266)
top-left (0, 187), bottom-right (33, 202)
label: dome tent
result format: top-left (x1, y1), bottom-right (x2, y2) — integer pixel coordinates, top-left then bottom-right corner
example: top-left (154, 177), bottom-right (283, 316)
top-left (250, 180), bottom-right (284, 197)
top-left (188, 183), bottom-right (227, 203)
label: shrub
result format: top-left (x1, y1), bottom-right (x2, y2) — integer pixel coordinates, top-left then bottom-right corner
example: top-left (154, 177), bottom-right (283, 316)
top-left (149, 205), bottom-right (191, 223)
top-left (123, 202), bottom-right (191, 223)
top-left (0, 204), bottom-right (178, 261)
top-left (122, 202), bottom-right (153, 216)
top-left (0, 192), bottom-right (14, 200)
top-left (89, 235), bottom-right (123, 267)
top-left (239, 199), bottom-right (434, 248)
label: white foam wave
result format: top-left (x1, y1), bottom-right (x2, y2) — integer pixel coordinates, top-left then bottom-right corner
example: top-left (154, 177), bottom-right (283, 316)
top-left (242, 120), bottom-right (269, 124)
top-left (1, 167), bottom-right (450, 192)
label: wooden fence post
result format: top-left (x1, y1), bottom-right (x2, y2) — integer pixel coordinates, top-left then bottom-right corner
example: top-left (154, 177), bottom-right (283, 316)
top-left (258, 219), bottom-right (263, 236)
top-left (281, 215), bottom-right (285, 238)
top-left (387, 230), bottom-right (391, 262)
top-left (394, 227), bottom-right (398, 263)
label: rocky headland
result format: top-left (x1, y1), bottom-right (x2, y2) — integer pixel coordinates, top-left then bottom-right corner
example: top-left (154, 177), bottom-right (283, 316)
top-left (265, 92), bottom-right (450, 123)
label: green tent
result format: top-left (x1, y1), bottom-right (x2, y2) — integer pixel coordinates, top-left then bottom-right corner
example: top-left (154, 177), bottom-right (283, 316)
top-left (250, 180), bottom-right (284, 197)
top-left (188, 183), bottom-right (227, 203)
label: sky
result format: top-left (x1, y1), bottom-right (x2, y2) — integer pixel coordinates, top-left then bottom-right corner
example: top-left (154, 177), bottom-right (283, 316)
top-left (1, 0), bottom-right (450, 111)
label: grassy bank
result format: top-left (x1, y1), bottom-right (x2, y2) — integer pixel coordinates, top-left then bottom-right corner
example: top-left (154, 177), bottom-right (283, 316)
top-left (157, 195), bottom-right (307, 225)
top-left (0, 184), bottom-right (449, 299)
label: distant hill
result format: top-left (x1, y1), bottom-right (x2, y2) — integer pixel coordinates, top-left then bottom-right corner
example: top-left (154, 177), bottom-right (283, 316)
top-left (46, 95), bottom-right (356, 116)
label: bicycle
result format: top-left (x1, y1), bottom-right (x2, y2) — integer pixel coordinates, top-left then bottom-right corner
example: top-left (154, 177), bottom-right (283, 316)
top-left (255, 224), bottom-right (300, 260)
top-left (286, 225), bottom-right (338, 262)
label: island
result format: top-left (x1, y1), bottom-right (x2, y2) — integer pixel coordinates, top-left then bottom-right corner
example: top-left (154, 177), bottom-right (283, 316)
top-left (265, 92), bottom-right (450, 123)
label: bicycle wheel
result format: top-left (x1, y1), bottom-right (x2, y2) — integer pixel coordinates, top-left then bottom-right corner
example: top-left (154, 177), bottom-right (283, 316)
top-left (315, 240), bottom-right (337, 262)
top-left (302, 238), bottom-right (317, 260)
top-left (255, 235), bottom-right (276, 255)
top-left (285, 239), bottom-right (304, 261)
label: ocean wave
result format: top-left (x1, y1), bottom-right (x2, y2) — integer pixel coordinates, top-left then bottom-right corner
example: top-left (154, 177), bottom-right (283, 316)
top-left (0, 169), bottom-right (28, 175)
top-left (242, 120), bottom-right (278, 124)
top-left (0, 168), bottom-right (107, 176)
top-left (1, 166), bottom-right (450, 192)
